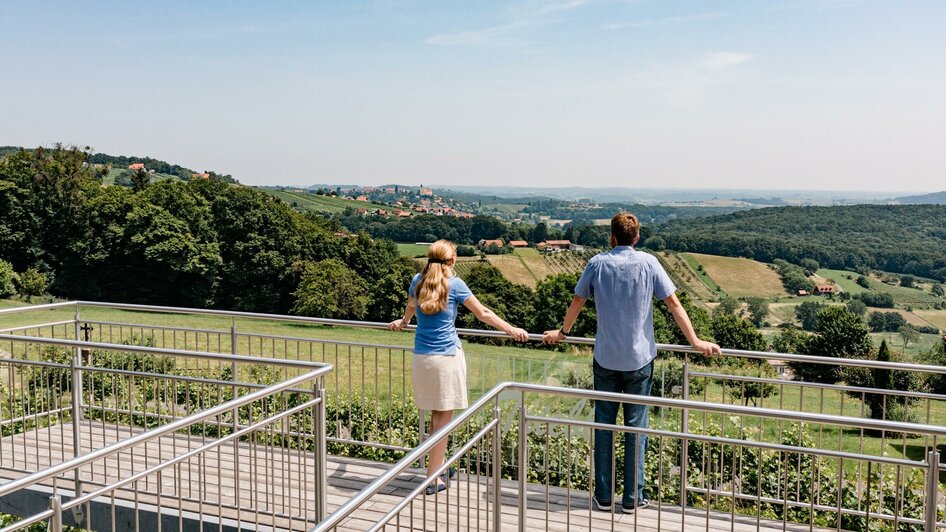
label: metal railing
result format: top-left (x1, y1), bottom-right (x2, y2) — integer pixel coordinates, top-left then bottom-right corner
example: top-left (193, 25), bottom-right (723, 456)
top-left (0, 333), bottom-right (332, 531)
top-left (314, 381), bottom-right (945, 532)
top-left (3, 301), bottom-right (946, 530)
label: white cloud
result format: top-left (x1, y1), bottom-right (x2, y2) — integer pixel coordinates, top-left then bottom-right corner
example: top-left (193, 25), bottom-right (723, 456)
top-left (425, 22), bottom-right (534, 48)
top-left (603, 12), bottom-right (726, 30)
top-left (700, 52), bottom-right (753, 69)
top-left (536, 0), bottom-right (594, 15)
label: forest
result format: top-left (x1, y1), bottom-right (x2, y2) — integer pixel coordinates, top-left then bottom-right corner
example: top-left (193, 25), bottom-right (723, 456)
top-left (652, 205), bottom-right (946, 281)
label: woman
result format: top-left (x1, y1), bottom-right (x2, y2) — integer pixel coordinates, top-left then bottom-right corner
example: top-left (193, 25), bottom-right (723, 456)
top-left (389, 240), bottom-right (528, 494)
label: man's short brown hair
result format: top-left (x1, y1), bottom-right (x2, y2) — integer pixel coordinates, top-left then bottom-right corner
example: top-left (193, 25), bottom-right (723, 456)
top-left (611, 212), bottom-right (640, 246)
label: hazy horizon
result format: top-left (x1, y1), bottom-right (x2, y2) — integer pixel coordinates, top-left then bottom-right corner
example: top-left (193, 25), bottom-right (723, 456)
top-left (3, 1), bottom-right (945, 192)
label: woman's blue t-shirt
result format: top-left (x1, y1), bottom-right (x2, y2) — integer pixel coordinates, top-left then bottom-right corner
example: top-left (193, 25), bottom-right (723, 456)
top-left (409, 273), bottom-right (473, 355)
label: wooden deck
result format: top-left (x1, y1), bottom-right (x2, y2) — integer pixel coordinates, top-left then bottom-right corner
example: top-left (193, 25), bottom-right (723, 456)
top-left (0, 422), bottom-right (837, 531)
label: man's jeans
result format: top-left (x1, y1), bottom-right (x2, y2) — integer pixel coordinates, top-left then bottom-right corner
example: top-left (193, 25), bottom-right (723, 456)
top-left (593, 358), bottom-right (652, 506)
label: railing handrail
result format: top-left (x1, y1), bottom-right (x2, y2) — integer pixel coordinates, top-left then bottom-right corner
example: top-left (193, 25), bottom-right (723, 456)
top-left (0, 301), bottom-right (75, 315)
top-left (311, 379), bottom-right (946, 531)
top-left (0, 363), bottom-right (332, 498)
top-left (0, 334), bottom-right (327, 369)
top-left (27, 300), bottom-right (938, 376)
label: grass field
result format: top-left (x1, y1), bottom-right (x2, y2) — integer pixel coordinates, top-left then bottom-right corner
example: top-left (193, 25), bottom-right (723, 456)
top-left (396, 243), bottom-right (430, 257)
top-left (816, 269), bottom-right (869, 295)
top-left (687, 253), bottom-right (790, 298)
top-left (513, 247), bottom-right (541, 258)
top-left (486, 255), bottom-right (539, 286)
top-left (818, 268), bottom-right (944, 308)
top-left (259, 189), bottom-right (373, 214)
top-left (913, 309), bottom-right (946, 330)
top-left (679, 253), bottom-right (722, 293)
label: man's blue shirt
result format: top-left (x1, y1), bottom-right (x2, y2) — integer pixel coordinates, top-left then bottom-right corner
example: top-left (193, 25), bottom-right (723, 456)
top-left (574, 246), bottom-right (676, 371)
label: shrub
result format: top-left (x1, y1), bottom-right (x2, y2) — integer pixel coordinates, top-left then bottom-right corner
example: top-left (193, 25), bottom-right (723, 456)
top-left (0, 260), bottom-right (17, 298)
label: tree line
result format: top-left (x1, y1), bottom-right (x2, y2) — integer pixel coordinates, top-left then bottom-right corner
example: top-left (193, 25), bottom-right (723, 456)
top-left (653, 205), bottom-right (946, 281)
top-left (0, 146), bottom-right (413, 320)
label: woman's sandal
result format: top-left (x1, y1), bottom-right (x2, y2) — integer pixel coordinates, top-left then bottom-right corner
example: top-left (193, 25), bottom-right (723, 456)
top-left (425, 476), bottom-right (450, 495)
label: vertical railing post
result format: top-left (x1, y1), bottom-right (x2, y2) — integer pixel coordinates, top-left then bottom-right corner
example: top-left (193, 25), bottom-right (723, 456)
top-left (926, 449), bottom-right (940, 532)
top-left (230, 319), bottom-right (239, 433)
top-left (517, 393), bottom-right (528, 532)
top-left (680, 356), bottom-right (690, 512)
top-left (492, 398), bottom-right (502, 532)
top-left (70, 303), bottom-right (85, 527)
top-left (314, 379), bottom-right (328, 523)
top-left (48, 494), bottom-right (63, 532)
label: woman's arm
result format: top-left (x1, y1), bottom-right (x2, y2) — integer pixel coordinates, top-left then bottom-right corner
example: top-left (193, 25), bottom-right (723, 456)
top-left (388, 296), bottom-right (417, 331)
top-left (462, 295), bottom-right (529, 341)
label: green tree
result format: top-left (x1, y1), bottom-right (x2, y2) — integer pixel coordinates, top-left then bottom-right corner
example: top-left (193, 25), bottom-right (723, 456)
top-left (791, 306), bottom-right (873, 384)
top-left (293, 259), bottom-right (369, 319)
top-left (745, 297), bottom-right (769, 327)
top-left (933, 283), bottom-right (944, 297)
top-left (531, 222), bottom-right (549, 244)
top-left (799, 258), bottom-right (819, 275)
top-left (856, 275), bottom-right (870, 288)
top-left (131, 168), bottom-right (150, 192)
top-left (843, 339), bottom-right (926, 423)
top-left (900, 275), bottom-right (915, 288)
top-left (770, 326), bottom-right (807, 355)
top-left (714, 296), bottom-right (739, 316)
top-left (898, 324), bottom-right (920, 348)
top-left (794, 301), bottom-right (827, 331)
top-left (531, 272), bottom-right (597, 340)
top-left (17, 268), bottom-right (49, 298)
top-left (845, 298), bottom-right (867, 319)
top-left (710, 312), bottom-right (768, 353)
top-left (0, 259), bottom-right (17, 298)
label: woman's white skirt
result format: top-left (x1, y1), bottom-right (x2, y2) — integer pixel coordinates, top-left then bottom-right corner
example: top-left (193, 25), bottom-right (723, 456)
top-left (412, 347), bottom-right (469, 411)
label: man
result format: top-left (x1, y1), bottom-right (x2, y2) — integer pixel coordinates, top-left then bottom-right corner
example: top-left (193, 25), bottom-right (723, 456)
top-left (543, 212), bottom-right (720, 514)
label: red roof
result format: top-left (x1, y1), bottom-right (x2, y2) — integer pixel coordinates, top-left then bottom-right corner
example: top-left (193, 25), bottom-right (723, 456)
top-left (481, 239), bottom-right (504, 247)
top-left (128, 163), bottom-right (145, 170)
top-left (544, 240), bottom-right (571, 246)
top-left (509, 240), bottom-right (528, 247)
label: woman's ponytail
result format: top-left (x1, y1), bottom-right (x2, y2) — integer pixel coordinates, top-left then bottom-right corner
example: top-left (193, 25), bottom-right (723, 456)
top-left (417, 240), bottom-right (455, 315)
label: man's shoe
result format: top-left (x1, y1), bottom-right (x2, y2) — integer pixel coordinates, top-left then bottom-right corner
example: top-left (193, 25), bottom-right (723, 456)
top-left (621, 498), bottom-right (650, 514)
top-left (592, 498), bottom-right (613, 512)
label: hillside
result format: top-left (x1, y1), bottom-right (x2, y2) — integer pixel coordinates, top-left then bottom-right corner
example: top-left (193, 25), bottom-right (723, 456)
top-left (259, 188), bottom-right (379, 214)
top-left (894, 190), bottom-right (946, 205)
top-left (654, 205), bottom-right (946, 281)
top-left (686, 253), bottom-right (787, 298)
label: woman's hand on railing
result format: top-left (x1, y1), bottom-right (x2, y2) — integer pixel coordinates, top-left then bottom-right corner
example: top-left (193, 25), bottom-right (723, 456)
top-left (506, 327), bottom-right (529, 342)
top-left (387, 319), bottom-right (407, 332)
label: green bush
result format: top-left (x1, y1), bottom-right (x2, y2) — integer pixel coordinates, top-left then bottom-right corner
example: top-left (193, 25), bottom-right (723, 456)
top-left (0, 259), bottom-right (17, 298)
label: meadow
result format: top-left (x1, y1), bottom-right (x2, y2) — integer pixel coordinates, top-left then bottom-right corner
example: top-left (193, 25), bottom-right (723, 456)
top-left (686, 253), bottom-right (787, 298)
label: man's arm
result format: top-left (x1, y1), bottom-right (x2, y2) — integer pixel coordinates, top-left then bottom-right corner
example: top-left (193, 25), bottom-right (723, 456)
top-left (542, 295), bottom-right (587, 344)
top-left (662, 293), bottom-right (721, 356)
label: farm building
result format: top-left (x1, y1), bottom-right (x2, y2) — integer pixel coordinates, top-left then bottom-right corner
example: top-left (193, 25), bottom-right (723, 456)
top-left (479, 239), bottom-right (504, 249)
top-left (540, 240), bottom-right (571, 251)
top-left (815, 285), bottom-right (835, 295)
top-left (128, 163), bottom-right (145, 170)
top-left (508, 240), bottom-right (528, 248)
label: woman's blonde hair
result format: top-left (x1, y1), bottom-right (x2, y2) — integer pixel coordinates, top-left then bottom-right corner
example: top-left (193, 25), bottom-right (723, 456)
top-left (416, 240), bottom-right (456, 315)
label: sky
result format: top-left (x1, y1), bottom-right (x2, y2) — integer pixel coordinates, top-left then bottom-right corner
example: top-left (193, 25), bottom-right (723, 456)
top-left (2, 0), bottom-right (945, 192)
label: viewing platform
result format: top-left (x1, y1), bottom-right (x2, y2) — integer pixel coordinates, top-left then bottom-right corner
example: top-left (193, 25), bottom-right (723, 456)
top-left (0, 301), bottom-right (943, 531)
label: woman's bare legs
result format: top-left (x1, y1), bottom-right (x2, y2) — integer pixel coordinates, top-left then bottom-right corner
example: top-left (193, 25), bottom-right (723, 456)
top-left (427, 409), bottom-right (454, 487)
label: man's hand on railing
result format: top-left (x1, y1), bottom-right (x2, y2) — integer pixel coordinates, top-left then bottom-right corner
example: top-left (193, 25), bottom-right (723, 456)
top-left (387, 319), bottom-right (407, 332)
top-left (542, 329), bottom-right (565, 345)
top-left (693, 339), bottom-right (722, 357)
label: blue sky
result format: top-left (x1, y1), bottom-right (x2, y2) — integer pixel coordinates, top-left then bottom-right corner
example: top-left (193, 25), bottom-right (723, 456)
top-left (2, 0), bottom-right (944, 191)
